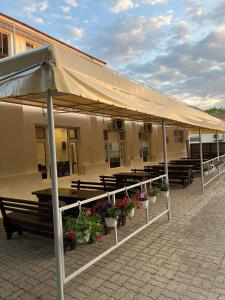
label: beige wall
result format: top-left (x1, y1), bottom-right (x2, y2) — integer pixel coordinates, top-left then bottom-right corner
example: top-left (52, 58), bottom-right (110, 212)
top-left (0, 103), bottom-right (187, 200)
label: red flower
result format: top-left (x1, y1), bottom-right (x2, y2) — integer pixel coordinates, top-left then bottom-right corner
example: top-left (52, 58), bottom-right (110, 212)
top-left (68, 230), bottom-right (76, 240)
top-left (97, 233), bottom-right (103, 241)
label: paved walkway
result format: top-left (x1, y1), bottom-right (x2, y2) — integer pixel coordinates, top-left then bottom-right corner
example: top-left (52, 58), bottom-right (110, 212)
top-left (1, 178), bottom-right (225, 299)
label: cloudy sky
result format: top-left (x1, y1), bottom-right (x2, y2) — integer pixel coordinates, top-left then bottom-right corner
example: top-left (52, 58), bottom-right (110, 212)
top-left (2, 0), bottom-right (225, 109)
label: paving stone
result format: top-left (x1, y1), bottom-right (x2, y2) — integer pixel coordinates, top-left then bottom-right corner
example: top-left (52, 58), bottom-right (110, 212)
top-left (1, 177), bottom-right (225, 299)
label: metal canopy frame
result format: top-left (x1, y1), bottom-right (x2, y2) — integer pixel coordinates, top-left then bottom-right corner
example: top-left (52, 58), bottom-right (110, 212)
top-left (43, 90), bottom-right (172, 300)
top-left (1, 58), bottom-right (225, 300)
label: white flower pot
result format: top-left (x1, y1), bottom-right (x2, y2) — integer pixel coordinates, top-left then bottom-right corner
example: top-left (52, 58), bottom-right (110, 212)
top-left (142, 199), bottom-right (149, 209)
top-left (77, 232), bottom-right (90, 244)
top-left (203, 171), bottom-right (209, 176)
top-left (105, 217), bottom-right (117, 228)
top-left (150, 196), bottom-right (157, 204)
top-left (161, 191), bottom-right (169, 198)
top-left (128, 208), bottom-right (135, 218)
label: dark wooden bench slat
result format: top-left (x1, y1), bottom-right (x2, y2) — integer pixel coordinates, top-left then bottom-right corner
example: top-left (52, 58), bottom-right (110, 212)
top-left (2, 201), bottom-right (51, 212)
top-left (0, 197), bottom-right (50, 206)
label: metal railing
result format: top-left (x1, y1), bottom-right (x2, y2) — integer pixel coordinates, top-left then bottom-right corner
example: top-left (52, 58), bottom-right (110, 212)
top-left (58, 174), bottom-right (170, 286)
top-left (202, 154), bottom-right (225, 187)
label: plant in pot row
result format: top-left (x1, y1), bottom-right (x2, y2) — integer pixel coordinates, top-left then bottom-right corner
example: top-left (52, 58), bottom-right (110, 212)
top-left (65, 213), bottom-right (103, 245)
top-left (160, 183), bottom-right (170, 198)
top-left (203, 165), bottom-right (209, 176)
top-left (148, 187), bottom-right (160, 203)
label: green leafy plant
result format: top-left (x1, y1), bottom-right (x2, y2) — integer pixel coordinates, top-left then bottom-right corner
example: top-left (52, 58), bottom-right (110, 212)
top-left (203, 165), bottom-right (209, 172)
top-left (124, 202), bottom-right (136, 216)
top-left (148, 187), bottom-right (160, 197)
top-left (160, 183), bottom-right (169, 192)
top-left (89, 214), bottom-right (103, 241)
top-left (104, 206), bottom-right (119, 220)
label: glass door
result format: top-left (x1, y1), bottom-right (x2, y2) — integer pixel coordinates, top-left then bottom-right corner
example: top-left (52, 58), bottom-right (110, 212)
top-left (69, 141), bottom-right (79, 174)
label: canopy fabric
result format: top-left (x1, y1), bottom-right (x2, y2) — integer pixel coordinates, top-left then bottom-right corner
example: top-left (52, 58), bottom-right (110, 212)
top-left (0, 44), bottom-right (225, 131)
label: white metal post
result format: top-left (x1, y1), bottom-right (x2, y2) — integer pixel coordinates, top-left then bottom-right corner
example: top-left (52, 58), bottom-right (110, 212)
top-left (46, 89), bottom-right (64, 300)
top-left (216, 130), bottom-right (220, 179)
top-left (144, 182), bottom-right (149, 223)
top-left (162, 120), bottom-right (171, 221)
top-left (112, 194), bottom-right (118, 244)
top-left (199, 128), bottom-right (204, 194)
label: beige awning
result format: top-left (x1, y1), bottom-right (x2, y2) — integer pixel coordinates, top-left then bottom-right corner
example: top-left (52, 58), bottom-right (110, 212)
top-left (1, 44), bottom-right (225, 131)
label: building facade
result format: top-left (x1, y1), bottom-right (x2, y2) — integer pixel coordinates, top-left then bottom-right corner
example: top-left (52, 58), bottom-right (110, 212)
top-left (0, 13), bottom-right (188, 199)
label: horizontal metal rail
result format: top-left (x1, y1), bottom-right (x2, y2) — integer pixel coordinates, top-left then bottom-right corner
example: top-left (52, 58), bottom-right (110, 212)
top-left (202, 154), bottom-right (225, 188)
top-left (59, 174), bottom-right (168, 285)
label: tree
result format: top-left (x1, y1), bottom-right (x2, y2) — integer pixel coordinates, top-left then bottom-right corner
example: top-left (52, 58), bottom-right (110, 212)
top-left (205, 107), bottom-right (225, 116)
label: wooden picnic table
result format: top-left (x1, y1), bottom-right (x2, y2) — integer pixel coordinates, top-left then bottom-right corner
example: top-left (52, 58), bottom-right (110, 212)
top-left (32, 188), bottom-right (106, 205)
top-left (113, 172), bottom-right (150, 182)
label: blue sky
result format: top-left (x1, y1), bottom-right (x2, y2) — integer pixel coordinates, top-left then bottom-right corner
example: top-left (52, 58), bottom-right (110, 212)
top-left (1, 0), bottom-right (225, 109)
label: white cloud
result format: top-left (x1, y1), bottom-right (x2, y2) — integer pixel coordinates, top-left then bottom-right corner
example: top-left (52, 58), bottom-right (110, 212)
top-left (39, 1), bottom-right (48, 11)
top-left (146, 14), bottom-right (172, 30)
top-left (186, 0), bottom-right (205, 21)
top-left (110, 0), bottom-right (135, 13)
top-left (32, 17), bottom-right (44, 24)
top-left (67, 26), bottom-right (84, 39)
top-left (24, 3), bottom-right (37, 13)
top-left (141, 0), bottom-right (167, 5)
top-left (65, 0), bottom-right (78, 7)
top-left (61, 6), bottom-right (71, 13)
top-left (24, 1), bottom-right (48, 13)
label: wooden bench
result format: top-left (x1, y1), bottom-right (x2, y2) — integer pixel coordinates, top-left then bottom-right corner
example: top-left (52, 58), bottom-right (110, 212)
top-left (0, 197), bottom-right (54, 240)
top-left (0, 197), bottom-right (75, 251)
top-left (71, 180), bottom-right (105, 190)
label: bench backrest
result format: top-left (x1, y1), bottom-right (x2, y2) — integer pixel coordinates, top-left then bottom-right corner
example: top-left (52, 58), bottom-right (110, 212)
top-left (71, 180), bottom-right (105, 190)
top-left (0, 197), bottom-right (52, 220)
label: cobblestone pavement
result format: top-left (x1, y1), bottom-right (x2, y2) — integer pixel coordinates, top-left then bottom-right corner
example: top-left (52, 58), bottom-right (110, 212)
top-left (1, 177), bottom-right (225, 299)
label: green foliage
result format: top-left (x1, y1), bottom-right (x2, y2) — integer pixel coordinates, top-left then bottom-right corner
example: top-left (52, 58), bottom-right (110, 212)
top-left (104, 206), bottom-right (119, 219)
top-left (160, 183), bottom-right (170, 192)
top-left (148, 187), bottom-right (160, 197)
top-left (65, 213), bottom-right (102, 241)
top-left (124, 202), bottom-right (136, 216)
top-left (205, 107), bottom-right (225, 116)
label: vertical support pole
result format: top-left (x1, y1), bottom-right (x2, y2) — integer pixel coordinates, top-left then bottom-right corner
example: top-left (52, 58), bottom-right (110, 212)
top-left (216, 130), bottom-right (220, 179)
top-left (112, 194), bottom-right (118, 244)
top-left (144, 182), bottom-right (149, 223)
top-left (162, 120), bottom-right (171, 221)
top-left (199, 128), bottom-right (204, 194)
top-left (46, 89), bottom-right (64, 300)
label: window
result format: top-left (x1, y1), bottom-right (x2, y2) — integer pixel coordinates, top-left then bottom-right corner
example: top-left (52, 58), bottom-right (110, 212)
top-left (0, 32), bottom-right (9, 59)
top-left (174, 130), bottom-right (184, 143)
top-left (139, 132), bottom-right (150, 162)
top-left (35, 126), bottom-right (47, 179)
top-left (35, 126), bottom-right (79, 178)
top-left (104, 130), bottom-right (125, 168)
top-left (26, 41), bottom-right (35, 51)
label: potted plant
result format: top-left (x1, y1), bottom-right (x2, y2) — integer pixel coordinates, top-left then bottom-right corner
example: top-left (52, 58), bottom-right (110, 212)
top-left (74, 214), bottom-right (91, 244)
top-left (203, 165), bottom-right (209, 176)
top-left (148, 187), bottom-right (160, 204)
top-left (104, 206), bottom-right (119, 228)
top-left (124, 202), bottom-right (136, 218)
top-left (65, 217), bottom-right (76, 250)
top-left (160, 183), bottom-right (170, 198)
top-left (139, 191), bottom-right (149, 209)
top-left (89, 214), bottom-right (103, 242)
